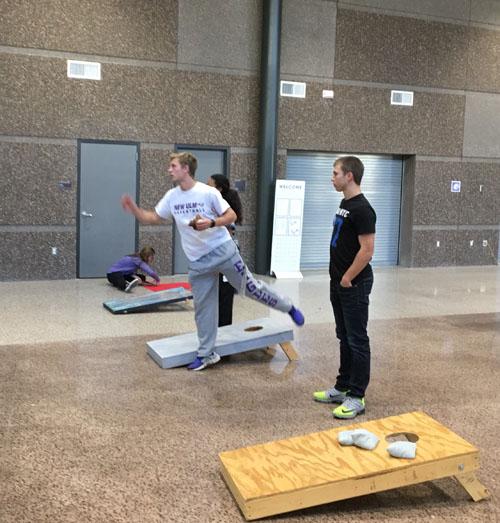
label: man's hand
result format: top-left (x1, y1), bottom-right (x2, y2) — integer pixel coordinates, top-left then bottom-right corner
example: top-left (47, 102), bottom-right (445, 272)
top-left (189, 214), bottom-right (214, 231)
top-left (121, 194), bottom-right (137, 214)
top-left (340, 275), bottom-right (352, 288)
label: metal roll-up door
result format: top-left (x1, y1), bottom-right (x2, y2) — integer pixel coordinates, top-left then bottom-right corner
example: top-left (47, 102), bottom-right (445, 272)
top-left (286, 152), bottom-right (403, 269)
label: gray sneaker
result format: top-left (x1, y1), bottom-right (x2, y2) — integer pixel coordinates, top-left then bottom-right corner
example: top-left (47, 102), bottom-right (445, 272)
top-left (333, 397), bottom-right (365, 419)
top-left (125, 277), bottom-right (140, 293)
top-left (313, 387), bottom-right (347, 404)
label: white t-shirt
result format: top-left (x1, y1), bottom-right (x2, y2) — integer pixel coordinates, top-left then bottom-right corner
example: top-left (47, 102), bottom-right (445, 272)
top-left (155, 182), bottom-right (231, 261)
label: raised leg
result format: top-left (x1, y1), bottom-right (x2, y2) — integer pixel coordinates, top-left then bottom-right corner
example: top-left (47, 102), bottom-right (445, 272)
top-left (455, 472), bottom-right (490, 501)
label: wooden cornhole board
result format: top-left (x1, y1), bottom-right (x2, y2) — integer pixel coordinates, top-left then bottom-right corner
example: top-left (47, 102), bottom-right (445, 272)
top-left (219, 411), bottom-right (489, 520)
top-left (147, 317), bottom-right (297, 369)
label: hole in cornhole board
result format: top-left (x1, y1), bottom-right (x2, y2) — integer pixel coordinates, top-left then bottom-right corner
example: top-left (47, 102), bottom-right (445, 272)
top-left (386, 432), bottom-right (419, 443)
top-left (244, 326), bottom-right (264, 332)
top-left (145, 282), bottom-right (192, 292)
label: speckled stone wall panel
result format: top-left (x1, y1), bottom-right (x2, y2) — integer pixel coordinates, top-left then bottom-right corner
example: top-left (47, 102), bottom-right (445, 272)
top-left (0, 142), bottom-right (77, 225)
top-left (280, 0), bottom-right (336, 78)
top-left (277, 151), bottom-right (287, 180)
top-left (229, 153), bottom-right (258, 226)
top-left (0, 231), bottom-right (76, 280)
top-left (413, 161), bottom-right (463, 226)
top-left (459, 162), bottom-right (500, 225)
top-left (139, 227), bottom-right (173, 276)
top-left (279, 82), bottom-right (334, 150)
top-left (139, 147), bottom-right (174, 210)
top-left (466, 27), bottom-right (500, 94)
top-left (235, 228), bottom-right (256, 273)
top-left (330, 86), bottom-right (465, 156)
top-left (471, 0), bottom-right (500, 26)
top-left (178, 0), bottom-right (261, 71)
top-left (339, 0), bottom-right (471, 21)
top-left (0, 0), bottom-right (177, 61)
top-left (411, 229), bottom-right (457, 266)
top-left (335, 9), bottom-right (468, 89)
top-left (175, 72), bottom-right (260, 147)
top-left (455, 229), bottom-right (499, 265)
top-left (463, 93), bottom-right (500, 158)
top-left (399, 156), bottom-right (416, 267)
top-left (0, 55), bottom-right (175, 142)
top-left (0, 54), bottom-right (34, 137)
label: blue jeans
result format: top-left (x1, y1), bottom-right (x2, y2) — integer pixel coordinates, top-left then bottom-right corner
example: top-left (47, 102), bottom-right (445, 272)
top-left (330, 275), bottom-right (373, 398)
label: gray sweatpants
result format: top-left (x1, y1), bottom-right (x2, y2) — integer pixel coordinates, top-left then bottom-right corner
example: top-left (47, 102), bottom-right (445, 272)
top-left (188, 240), bottom-right (293, 358)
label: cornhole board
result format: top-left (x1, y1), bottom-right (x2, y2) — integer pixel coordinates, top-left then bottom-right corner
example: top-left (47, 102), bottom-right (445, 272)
top-left (103, 287), bottom-right (192, 314)
top-left (147, 317), bottom-right (297, 369)
top-left (145, 282), bottom-right (191, 292)
top-left (219, 411), bottom-right (490, 521)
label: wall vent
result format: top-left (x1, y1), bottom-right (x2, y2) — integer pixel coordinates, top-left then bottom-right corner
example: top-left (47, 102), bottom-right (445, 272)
top-left (280, 81), bottom-right (306, 98)
top-left (67, 60), bottom-right (101, 80)
top-left (391, 90), bottom-right (413, 106)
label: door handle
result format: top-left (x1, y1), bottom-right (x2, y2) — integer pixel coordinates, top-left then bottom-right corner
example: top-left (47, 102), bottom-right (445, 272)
top-left (81, 211), bottom-right (94, 217)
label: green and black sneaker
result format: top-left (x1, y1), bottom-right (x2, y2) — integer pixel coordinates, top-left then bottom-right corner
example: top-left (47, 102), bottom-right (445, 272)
top-left (332, 397), bottom-right (365, 419)
top-left (313, 387), bottom-right (347, 404)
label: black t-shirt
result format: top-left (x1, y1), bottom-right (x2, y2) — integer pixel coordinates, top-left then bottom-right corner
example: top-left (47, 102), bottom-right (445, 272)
top-left (329, 193), bottom-right (376, 283)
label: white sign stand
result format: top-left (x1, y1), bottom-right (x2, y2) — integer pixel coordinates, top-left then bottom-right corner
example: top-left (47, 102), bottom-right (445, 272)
top-left (270, 180), bottom-right (305, 279)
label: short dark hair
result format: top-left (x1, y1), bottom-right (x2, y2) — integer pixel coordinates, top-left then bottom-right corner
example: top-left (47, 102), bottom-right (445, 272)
top-left (335, 156), bottom-right (364, 185)
top-left (209, 174), bottom-right (243, 225)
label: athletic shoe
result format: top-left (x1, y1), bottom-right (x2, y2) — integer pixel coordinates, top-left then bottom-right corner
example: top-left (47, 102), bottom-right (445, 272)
top-left (288, 306), bottom-right (305, 326)
top-left (313, 387), bottom-right (348, 404)
top-left (125, 277), bottom-right (140, 293)
top-left (332, 397), bottom-right (365, 419)
top-left (187, 352), bottom-right (221, 371)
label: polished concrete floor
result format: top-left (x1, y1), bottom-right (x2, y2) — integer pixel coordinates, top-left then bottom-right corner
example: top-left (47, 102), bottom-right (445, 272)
top-left (1, 266), bottom-right (499, 522)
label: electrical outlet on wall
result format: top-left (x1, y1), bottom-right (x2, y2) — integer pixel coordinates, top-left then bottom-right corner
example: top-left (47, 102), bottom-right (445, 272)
top-left (482, 240), bottom-right (488, 247)
top-left (469, 240), bottom-right (474, 247)
top-left (51, 247), bottom-right (58, 256)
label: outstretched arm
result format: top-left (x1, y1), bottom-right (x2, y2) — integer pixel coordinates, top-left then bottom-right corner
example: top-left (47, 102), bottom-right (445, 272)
top-left (121, 194), bottom-right (165, 225)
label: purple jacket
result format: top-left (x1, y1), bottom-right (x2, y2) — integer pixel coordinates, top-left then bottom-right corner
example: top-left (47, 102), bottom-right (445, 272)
top-left (107, 255), bottom-right (159, 281)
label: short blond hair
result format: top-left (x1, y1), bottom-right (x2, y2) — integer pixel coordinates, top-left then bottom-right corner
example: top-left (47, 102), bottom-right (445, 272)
top-left (169, 152), bottom-right (198, 178)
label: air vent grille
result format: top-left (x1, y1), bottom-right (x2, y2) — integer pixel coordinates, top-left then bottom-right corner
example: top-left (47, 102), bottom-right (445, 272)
top-left (67, 60), bottom-right (101, 80)
top-left (391, 90), bottom-right (413, 106)
top-left (280, 81), bottom-right (306, 98)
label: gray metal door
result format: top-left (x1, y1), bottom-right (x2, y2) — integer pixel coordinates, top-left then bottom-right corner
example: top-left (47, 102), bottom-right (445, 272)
top-left (79, 141), bottom-right (138, 277)
top-left (173, 148), bottom-right (226, 274)
top-left (287, 152), bottom-right (403, 269)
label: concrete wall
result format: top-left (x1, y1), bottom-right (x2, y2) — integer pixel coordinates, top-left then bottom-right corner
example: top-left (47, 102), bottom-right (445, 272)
top-left (0, 0), bottom-right (498, 280)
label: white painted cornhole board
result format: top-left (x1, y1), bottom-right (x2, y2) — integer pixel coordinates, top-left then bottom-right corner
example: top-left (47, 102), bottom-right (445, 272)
top-left (103, 287), bottom-right (192, 314)
top-left (147, 317), bottom-right (297, 369)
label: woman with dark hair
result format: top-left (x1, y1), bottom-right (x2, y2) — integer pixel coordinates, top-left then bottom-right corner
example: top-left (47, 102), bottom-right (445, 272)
top-left (207, 174), bottom-right (243, 326)
top-left (106, 246), bottom-right (160, 292)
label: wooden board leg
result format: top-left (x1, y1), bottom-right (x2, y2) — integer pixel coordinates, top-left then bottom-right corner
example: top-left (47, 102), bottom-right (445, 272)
top-left (279, 341), bottom-right (298, 361)
top-left (455, 472), bottom-right (490, 501)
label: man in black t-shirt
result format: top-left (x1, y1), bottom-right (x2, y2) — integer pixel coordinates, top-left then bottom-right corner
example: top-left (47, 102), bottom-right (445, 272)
top-left (313, 156), bottom-right (376, 419)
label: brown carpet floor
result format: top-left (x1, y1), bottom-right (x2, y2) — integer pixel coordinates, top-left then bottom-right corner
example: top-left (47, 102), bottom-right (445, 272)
top-left (1, 313), bottom-right (499, 522)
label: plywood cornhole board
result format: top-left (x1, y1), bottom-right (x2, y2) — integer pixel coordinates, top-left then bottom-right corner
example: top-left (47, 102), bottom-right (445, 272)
top-left (219, 411), bottom-right (489, 520)
top-left (103, 287), bottom-right (192, 314)
top-left (147, 317), bottom-right (297, 369)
